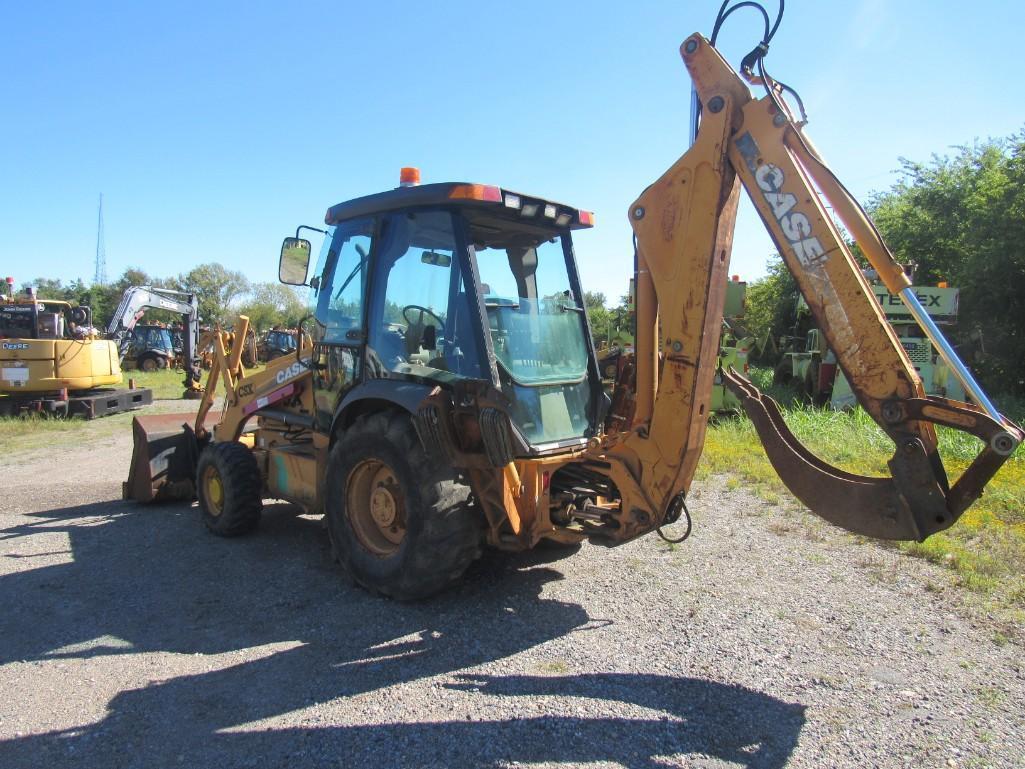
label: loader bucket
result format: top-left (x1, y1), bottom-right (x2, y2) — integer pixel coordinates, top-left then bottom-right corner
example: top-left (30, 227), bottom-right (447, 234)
top-left (123, 413), bottom-right (215, 503)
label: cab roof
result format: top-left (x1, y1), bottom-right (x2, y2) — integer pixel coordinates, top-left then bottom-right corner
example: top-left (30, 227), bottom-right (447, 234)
top-left (325, 182), bottom-right (595, 231)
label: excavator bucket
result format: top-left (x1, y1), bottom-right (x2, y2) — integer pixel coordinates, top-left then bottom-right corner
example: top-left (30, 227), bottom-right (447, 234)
top-left (721, 369), bottom-right (1021, 541)
top-left (123, 412), bottom-right (216, 502)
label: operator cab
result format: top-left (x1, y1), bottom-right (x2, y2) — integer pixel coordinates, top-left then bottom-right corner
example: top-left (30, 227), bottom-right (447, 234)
top-left (0, 292), bottom-right (93, 341)
top-left (280, 170), bottom-right (602, 453)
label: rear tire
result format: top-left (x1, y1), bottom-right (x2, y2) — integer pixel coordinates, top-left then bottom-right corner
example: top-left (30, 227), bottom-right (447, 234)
top-left (326, 411), bottom-right (482, 600)
top-left (197, 441), bottom-right (263, 537)
top-left (138, 355), bottom-right (159, 372)
top-left (241, 334), bottom-right (258, 368)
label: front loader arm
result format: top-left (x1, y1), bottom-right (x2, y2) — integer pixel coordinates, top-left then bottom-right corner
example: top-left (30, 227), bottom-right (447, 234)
top-left (587, 34), bottom-right (1022, 543)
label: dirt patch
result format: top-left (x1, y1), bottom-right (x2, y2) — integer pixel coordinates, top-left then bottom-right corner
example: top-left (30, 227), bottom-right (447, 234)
top-left (0, 419), bottom-right (1021, 768)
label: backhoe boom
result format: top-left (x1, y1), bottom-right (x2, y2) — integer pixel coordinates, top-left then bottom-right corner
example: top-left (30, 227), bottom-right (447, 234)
top-left (580, 34), bottom-right (1021, 543)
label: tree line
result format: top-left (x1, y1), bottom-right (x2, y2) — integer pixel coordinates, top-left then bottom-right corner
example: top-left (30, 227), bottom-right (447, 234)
top-left (15, 264), bottom-right (307, 333)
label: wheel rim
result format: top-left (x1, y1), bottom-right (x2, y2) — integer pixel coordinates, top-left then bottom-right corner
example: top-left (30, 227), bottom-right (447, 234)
top-left (141, 358), bottom-right (157, 372)
top-left (346, 459), bottom-right (407, 556)
top-left (201, 465), bottom-right (224, 517)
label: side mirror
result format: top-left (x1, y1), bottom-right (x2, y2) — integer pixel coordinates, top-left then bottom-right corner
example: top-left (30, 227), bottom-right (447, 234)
top-left (279, 238), bottom-right (312, 285)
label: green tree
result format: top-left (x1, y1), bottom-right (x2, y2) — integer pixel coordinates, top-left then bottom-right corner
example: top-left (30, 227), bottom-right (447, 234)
top-left (869, 131), bottom-right (1025, 391)
top-left (584, 291), bottom-right (611, 347)
top-left (19, 277), bottom-right (72, 299)
top-left (113, 267), bottom-right (159, 292)
top-left (238, 282), bottom-right (307, 331)
top-left (582, 290), bottom-right (632, 348)
top-left (743, 255), bottom-right (799, 362)
top-left (177, 263), bottom-right (250, 327)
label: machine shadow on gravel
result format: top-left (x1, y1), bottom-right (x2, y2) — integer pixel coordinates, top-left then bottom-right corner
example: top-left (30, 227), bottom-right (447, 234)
top-left (0, 499), bottom-right (804, 768)
top-left (0, 669), bottom-right (803, 769)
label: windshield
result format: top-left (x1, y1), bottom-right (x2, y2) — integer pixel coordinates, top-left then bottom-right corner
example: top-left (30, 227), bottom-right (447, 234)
top-left (472, 228), bottom-right (594, 445)
top-left (268, 331), bottom-right (296, 349)
top-left (134, 327), bottom-right (174, 352)
top-left (474, 235), bottom-right (589, 385)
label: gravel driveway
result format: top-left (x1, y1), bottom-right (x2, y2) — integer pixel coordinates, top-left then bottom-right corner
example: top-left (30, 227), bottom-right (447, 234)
top-left (0, 405), bottom-right (1022, 768)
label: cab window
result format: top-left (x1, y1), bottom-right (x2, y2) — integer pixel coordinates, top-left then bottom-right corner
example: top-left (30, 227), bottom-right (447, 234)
top-left (366, 210), bottom-right (484, 380)
top-left (310, 218), bottom-right (373, 344)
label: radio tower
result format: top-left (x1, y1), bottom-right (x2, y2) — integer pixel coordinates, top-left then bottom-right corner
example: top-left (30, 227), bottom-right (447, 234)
top-left (94, 193), bottom-right (107, 285)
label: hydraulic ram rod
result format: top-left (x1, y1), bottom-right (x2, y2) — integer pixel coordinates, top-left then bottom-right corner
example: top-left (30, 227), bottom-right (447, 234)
top-left (898, 287), bottom-right (1003, 426)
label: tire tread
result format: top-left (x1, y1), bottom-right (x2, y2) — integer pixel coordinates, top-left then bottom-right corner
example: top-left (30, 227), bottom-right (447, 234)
top-left (197, 441), bottom-right (263, 537)
top-left (327, 410), bottom-right (482, 600)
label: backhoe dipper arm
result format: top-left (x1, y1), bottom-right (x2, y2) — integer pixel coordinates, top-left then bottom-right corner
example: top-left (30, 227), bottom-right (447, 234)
top-left (107, 286), bottom-right (202, 386)
top-left (590, 34), bottom-right (1022, 543)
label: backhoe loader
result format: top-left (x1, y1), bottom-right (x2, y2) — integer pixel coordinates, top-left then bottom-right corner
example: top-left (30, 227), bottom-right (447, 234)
top-left (107, 285), bottom-right (204, 397)
top-left (126, 3), bottom-right (1022, 600)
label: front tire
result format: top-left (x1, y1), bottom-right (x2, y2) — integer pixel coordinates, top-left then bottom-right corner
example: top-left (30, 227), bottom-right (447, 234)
top-left (326, 411), bottom-right (482, 600)
top-left (196, 441), bottom-right (263, 536)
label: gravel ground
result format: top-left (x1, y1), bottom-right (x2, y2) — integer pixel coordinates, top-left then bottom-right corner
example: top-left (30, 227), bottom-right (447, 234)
top-left (0, 405), bottom-right (1022, 768)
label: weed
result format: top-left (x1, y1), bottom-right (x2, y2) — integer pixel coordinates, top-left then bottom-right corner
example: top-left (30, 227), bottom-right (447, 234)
top-left (975, 686), bottom-right (1005, 707)
top-left (701, 370), bottom-right (1025, 619)
top-left (626, 556), bottom-right (647, 570)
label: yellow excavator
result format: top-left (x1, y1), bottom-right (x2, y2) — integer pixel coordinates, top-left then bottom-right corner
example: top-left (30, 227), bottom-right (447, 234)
top-left (126, 3), bottom-right (1021, 599)
top-left (1, 279), bottom-right (153, 418)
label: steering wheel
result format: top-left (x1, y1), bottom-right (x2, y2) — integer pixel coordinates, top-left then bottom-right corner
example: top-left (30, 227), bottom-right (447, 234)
top-left (401, 304), bottom-right (445, 331)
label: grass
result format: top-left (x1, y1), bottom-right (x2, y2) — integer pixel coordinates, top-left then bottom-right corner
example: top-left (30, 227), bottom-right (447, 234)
top-left (122, 367), bottom-right (195, 399)
top-left (1, 370), bottom-right (187, 451)
top-left (0, 408), bottom-right (138, 453)
top-left (700, 366), bottom-right (1025, 623)
top-left (0, 364), bottom-right (257, 454)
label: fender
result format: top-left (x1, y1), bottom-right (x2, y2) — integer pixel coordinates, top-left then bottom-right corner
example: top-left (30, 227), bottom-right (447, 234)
top-left (330, 379), bottom-right (436, 443)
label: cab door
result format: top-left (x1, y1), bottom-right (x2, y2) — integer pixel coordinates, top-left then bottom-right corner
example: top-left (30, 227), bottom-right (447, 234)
top-left (308, 217), bottom-right (375, 431)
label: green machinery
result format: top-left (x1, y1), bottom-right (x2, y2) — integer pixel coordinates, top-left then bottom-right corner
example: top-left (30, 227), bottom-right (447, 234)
top-left (711, 276), bottom-right (750, 413)
top-left (831, 283), bottom-right (965, 409)
top-left (599, 276), bottom-right (749, 415)
top-left (775, 281), bottom-right (965, 408)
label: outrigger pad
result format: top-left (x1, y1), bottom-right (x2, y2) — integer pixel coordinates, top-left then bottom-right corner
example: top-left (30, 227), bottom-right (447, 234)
top-left (123, 413), bottom-right (215, 503)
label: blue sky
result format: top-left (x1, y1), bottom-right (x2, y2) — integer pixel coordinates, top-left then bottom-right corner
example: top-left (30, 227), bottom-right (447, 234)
top-left (2, 0), bottom-right (1022, 304)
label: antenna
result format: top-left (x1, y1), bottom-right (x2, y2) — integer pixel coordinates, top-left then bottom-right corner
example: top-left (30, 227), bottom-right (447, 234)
top-left (94, 193), bottom-right (107, 285)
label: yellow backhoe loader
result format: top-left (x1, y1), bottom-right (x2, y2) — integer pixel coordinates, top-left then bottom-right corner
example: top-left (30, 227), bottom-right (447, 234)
top-left (126, 3), bottom-right (1021, 599)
